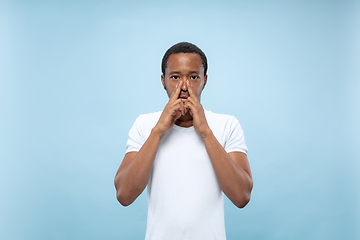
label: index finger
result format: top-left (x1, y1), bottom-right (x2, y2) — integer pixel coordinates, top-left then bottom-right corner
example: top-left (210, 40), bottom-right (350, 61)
top-left (186, 80), bottom-right (199, 101)
top-left (170, 80), bottom-right (183, 101)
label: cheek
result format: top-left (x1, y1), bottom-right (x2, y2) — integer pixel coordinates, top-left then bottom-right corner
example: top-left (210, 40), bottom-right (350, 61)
top-left (193, 83), bottom-right (204, 94)
top-left (166, 79), bottom-right (178, 88)
top-left (191, 88), bottom-right (202, 99)
top-left (166, 80), bottom-right (180, 94)
top-left (166, 86), bottom-right (175, 97)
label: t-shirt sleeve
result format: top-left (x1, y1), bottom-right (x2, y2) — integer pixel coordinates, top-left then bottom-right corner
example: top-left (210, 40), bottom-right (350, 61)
top-left (224, 116), bottom-right (248, 155)
top-left (125, 115), bottom-right (145, 153)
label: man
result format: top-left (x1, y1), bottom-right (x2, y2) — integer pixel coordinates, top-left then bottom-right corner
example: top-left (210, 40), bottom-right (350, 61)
top-left (114, 42), bottom-right (253, 240)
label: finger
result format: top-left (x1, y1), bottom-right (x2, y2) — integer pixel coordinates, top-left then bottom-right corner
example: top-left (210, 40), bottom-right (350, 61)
top-left (184, 100), bottom-right (195, 115)
top-left (170, 99), bottom-right (185, 116)
top-left (173, 110), bottom-right (182, 120)
top-left (170, 80), bottom-right (183, 101)
top-left (184, 106), bottom-right (189, 114)
top-left (186, 102), bottom-right (194, 116)
top-left (186, 80), bottom-right (199, 102)
top-left (179, 102), bottom-right (186, 115)
top-left (175, 99), bottom-right (185, 115)
top-left (174, 101), bottom-right (184, 116)
top-left (184, 96), bottom-right (198, 109)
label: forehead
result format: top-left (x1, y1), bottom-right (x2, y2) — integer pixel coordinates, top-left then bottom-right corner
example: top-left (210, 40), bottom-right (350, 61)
top-left (166, 53), bottom-right (204, 74)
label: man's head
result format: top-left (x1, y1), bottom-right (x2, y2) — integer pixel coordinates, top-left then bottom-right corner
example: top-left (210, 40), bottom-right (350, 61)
top-left (161, 42), bottom-right (208, 102)
top-left (161, 42), bottom-right (208, 76)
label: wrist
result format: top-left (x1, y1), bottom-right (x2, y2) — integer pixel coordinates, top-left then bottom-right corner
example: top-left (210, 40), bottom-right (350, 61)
top-left (199, 127), bottom-right (212, 139)
top-left (151, 125), bottom-right (166, 140)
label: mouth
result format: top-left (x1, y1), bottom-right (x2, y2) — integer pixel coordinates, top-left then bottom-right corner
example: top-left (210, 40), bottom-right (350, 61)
top-left (179, 91), bottom-right (189, 102)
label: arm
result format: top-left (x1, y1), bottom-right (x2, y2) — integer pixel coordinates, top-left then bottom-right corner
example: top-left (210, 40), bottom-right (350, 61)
top-left (114, 129), bottom-right (162, 206)
top-left (184, 80), bottom-right (253, 208)
top-left (203, 133), bottom-right (253, 208)
top-left (114, 81), bottom-right (187, 206)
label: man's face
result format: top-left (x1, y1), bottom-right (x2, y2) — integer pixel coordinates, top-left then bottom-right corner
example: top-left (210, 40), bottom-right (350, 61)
top-left (161, 53), bottom-right (207, 102)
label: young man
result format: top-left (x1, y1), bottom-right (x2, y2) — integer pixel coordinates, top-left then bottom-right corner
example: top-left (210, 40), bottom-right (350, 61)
top-left (114, 42), bottom-right (253, 240)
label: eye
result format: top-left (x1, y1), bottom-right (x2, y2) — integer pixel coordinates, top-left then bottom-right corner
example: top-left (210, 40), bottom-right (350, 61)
top-left (171, 75), bottom-right (180, 80)
top-left (190, 75), bottom-right (199, 80)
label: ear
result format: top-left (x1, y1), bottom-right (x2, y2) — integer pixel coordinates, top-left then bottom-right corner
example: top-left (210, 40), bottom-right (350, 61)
top-left (161, 74), bottom-right (166, 90)
top-left (202, 74), bottom-right (208, 90)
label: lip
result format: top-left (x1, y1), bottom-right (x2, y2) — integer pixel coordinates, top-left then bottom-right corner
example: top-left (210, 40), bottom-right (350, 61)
top-left (179, 94), bottom-right (188, 102)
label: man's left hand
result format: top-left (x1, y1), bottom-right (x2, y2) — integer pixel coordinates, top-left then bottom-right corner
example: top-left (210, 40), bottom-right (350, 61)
top-left (184, 80), bottom-right (211, 138)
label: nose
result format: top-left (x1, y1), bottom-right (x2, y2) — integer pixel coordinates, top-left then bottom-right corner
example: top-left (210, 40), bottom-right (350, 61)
top-left (181, 80), bottom-right (188, 91)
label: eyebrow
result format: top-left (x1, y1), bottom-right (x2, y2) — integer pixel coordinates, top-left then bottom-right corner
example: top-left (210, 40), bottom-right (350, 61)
top-left (169, 71), bottom-right (199, 74)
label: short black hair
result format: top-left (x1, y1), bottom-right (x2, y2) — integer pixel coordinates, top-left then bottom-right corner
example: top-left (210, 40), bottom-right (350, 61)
top-left (161, 42), bottom-right (208, 76)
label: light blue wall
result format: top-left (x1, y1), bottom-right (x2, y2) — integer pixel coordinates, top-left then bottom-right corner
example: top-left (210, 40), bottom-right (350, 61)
top-left (1, 0), bottom-right (359, 239)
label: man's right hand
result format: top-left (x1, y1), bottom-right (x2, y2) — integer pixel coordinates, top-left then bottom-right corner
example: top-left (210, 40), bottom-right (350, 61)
top-left (116, 85), bottom-right (186, 205)
top-left (153, 80), bottom-right (186, 136)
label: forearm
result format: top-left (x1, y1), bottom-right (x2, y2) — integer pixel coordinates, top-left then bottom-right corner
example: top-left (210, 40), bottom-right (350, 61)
top-left (115, 127), bottom-right (163, 206)
top-left (202, 129), bottom-right (253, 208)
top-left (115, 82), bottom-right (187, 206)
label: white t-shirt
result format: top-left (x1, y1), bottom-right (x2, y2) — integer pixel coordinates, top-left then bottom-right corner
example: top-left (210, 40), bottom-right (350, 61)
top-left (126, 110), bottom-right (248, 240)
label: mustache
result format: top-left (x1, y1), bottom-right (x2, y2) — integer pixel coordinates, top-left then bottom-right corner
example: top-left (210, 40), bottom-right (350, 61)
top-left (179, 90), bottom-right (189, 96)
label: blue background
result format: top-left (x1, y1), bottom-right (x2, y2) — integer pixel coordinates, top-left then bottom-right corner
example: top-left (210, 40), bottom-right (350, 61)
top-left (1, 0), bottom-right (359, 239)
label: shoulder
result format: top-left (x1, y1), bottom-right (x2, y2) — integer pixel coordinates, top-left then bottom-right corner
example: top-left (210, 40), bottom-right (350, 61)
top-left (205, 110), bottom-right (248, 154)
top-left (132, 111), bottom-right (162, 130)
top-left (205, 110), bottom-right (238, 126)
top-left (136, 111), bottom-right (162, 121)
top-left (205, 109), bottom-right (244, 137)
